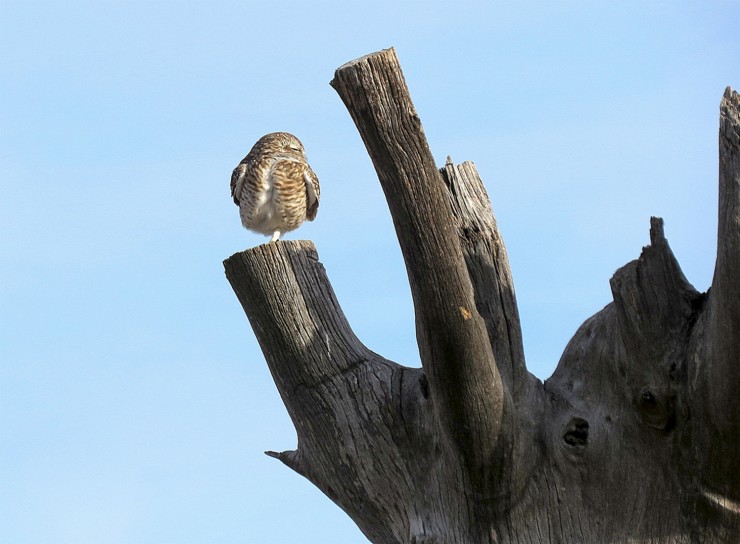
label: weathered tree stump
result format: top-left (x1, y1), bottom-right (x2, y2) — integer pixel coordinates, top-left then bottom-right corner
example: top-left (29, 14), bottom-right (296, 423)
top-left (224, 48), bottom-right (740, 543)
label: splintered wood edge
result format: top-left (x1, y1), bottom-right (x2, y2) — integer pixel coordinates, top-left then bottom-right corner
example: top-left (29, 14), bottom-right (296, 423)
top-left (331, 47), bottom-right (396, 79)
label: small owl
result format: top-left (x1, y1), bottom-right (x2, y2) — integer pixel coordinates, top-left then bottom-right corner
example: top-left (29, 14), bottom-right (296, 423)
top-left (231, 132), bottom-right (320, 242)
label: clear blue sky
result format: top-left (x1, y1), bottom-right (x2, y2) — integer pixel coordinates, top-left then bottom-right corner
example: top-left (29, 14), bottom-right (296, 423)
top-left (2, 1), bottom-right (738, 542)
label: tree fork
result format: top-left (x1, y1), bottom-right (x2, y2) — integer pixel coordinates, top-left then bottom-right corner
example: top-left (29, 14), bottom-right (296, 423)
top-left (225, 49), bottom-right (740, 543)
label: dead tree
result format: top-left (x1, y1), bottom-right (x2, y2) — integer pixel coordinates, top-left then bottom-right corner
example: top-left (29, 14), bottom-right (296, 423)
top-left (224, 49), bottom-right (740, 543)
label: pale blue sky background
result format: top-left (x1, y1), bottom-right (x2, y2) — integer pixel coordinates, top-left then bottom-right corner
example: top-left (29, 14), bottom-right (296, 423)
top-left (1, 1), bottom-right (738, 542)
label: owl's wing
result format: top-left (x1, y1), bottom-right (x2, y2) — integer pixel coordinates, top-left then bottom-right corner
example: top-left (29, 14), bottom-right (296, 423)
top-left (230, 162), bottom-right (247, 206)
top-left (304, 166), bottom-right (320, 221)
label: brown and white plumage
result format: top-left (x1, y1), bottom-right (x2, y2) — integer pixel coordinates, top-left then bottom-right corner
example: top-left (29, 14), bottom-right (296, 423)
top-left (231, 132), bottom-right (320, 242)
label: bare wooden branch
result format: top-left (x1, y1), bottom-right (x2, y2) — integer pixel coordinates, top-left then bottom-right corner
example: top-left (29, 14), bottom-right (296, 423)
top-left (699, 86), bottom-right (740, 505)
top-left (438, 159), bottom-right (544, 500)
top-left (330, 49), bottom-right (505, 495)
top-left (440, 159), bottom-right (529, 396)
top-left (225, 241), bottom-right (481, 543)
top-left (711, 86), bottom-right (740, 403)
top-left (224, 241), bottom-right (370, 400)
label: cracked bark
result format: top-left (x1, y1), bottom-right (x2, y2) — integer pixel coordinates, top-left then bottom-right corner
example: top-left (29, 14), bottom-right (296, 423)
top-left (224, 49), bottom-right (740, 543)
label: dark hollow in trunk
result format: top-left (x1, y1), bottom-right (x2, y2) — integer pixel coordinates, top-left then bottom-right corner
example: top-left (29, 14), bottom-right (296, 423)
top-left (224, 49), bottom-right (740, 543)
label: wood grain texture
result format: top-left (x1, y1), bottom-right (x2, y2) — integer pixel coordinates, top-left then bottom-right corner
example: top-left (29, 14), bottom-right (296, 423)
top-left (330, 48), bottom-right (505, 498)
top-left (224, 241), bottom-right (478, 543)
top-left (224, 52), bottom-right (740, 543)
top-left (697, 86), bottom-right (740, 514)
top-left (439, 159), bottom-right (530, 395)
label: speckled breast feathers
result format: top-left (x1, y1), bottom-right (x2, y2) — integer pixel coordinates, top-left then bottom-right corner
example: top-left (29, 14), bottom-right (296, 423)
top-left (231, 132), bottom-right (320, 241)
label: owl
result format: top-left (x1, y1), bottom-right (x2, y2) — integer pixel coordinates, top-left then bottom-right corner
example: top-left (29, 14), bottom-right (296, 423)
top-left (231, 132), bottom-right (320, 242)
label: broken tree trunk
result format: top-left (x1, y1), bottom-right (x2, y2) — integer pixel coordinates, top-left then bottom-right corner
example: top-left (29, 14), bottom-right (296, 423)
top-left (224, 49), bottom-right (740, 543)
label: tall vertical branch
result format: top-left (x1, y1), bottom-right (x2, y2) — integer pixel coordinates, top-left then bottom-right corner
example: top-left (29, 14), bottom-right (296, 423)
top-left (703, 87), bottom-right (740, 497)
top-left (331, 49), bottom-right (506, 493)
top-left (440, 159), bottom-right (529, 396)
top-left (712, 87), bottom-right (740, 375)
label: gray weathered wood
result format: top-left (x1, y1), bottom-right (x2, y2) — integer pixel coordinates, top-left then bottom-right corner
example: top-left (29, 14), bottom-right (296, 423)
top-left (330, 49), bottom-right (506, 499)
top-left (224, 50), bottom-right (740, 543)
top-left (224, 242), bottom-right (477, 543)
top-left (693, 86), bottom-right (740, 524)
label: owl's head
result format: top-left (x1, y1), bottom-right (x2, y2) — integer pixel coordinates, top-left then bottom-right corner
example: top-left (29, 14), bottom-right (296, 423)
top-left (258, 132), bottom-right (306, 158)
